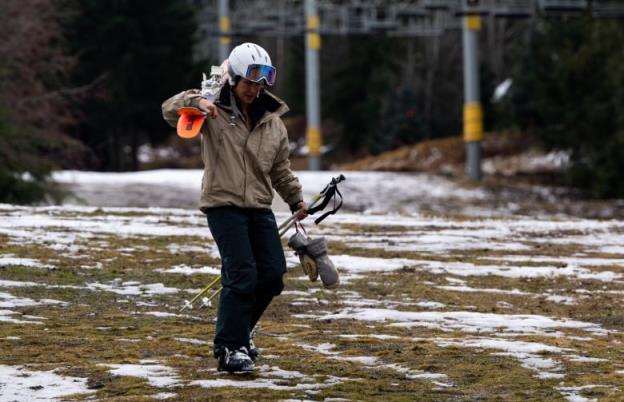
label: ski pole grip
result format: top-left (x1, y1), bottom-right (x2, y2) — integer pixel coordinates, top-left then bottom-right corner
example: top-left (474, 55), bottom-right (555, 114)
top-left (332, 174), bottom-right (346, 184)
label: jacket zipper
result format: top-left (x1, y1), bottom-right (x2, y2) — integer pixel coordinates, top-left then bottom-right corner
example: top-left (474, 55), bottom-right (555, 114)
top-left (242, 118), bottom-right (252, 205)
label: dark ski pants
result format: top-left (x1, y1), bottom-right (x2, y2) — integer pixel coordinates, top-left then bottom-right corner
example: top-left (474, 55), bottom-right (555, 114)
top-left (206, 206), bottom-right (286, 351)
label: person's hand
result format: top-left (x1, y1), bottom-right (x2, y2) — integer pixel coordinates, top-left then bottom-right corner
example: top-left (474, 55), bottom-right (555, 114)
top-left (199, 98), bottom-right (218, 119)
top-left (294, 201), bottom-right (308, 221)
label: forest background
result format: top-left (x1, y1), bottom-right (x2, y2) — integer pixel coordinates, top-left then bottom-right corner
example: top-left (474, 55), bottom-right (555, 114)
top-left (1, 0), bottom-right (623, 204)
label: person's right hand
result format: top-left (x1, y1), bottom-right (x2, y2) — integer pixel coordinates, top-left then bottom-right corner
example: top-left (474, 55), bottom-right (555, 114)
top-left (199, 98), bottom-right (218, 119)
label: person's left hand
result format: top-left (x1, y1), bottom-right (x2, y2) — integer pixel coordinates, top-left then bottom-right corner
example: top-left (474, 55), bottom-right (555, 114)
top-left (294, 201), bottom-right (308, 221)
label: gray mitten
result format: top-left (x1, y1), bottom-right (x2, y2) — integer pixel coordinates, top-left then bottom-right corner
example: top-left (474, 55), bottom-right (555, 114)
top-left (305, 237), bottom-right (340, 289)
top-left (288, 232), bottom-right (318, 282)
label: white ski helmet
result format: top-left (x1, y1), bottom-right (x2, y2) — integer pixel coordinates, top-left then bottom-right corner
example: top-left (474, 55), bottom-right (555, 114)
top-left (227, 42), bottom-right (276, 86)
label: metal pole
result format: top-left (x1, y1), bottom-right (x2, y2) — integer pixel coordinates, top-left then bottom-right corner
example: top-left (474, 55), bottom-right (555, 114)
top-left (462, 1), bottom-right (483, 181)
top-left (218, 0), bottom-right (231, 62)
top-left (305, 0), bottom-right (322, 171)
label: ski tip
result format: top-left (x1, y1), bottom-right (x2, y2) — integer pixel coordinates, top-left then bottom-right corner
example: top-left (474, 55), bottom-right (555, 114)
top-left (177, 107), bottom-right (206, 138)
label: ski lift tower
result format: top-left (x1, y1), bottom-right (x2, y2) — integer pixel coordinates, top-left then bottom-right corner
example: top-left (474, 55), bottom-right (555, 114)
top-left (202, 0), bottom-right (624, 176)
top-left (461, 0), bottom-right (487, 181)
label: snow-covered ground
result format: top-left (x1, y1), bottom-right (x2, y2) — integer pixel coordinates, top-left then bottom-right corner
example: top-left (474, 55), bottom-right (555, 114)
top-left (52, 169), bottom-right (624, 219)
top-left (52, 169), bottom-right (495, 215)
top-left (1, 170), bottom-right (623, 400)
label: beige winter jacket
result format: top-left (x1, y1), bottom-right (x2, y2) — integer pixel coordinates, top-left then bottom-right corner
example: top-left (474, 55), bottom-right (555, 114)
top-left (161, 86), bottom-right (302, 213)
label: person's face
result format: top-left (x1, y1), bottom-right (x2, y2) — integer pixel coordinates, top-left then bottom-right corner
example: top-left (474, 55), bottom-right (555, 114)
top-left (233, 78), bottom-right (262, 106)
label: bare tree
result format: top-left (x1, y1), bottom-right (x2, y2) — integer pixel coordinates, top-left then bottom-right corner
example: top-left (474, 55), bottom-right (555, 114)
top-left (0, 0), bottom-right (79, 136)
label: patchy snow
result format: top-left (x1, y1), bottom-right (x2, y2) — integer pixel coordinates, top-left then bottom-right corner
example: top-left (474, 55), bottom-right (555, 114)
top-left (258, 365), bottom-right (307, 380)
top-left (297, 342), bottom-right (379, 365)
top-left (437, 285), bottom-right (578, 305)
top-left (413, 260), bottom-right (620, 282)
top-left (53, 170), bottom-right (489, 213)
top-left (436, 285), bottom-right (531, 296)
top-left (0, 214), bottom-right (210, 240)
top-left (0, 291), bottom-right (66, 324)
top-left (144, 311), bottom-right (202, 320)
top-left (0, 365), bottom-right (93, 401)
top-left (2, 171), bottom-right (624, 399)
top-left (191, 375), bottom-right (346, 391)
top-left (297, 342), bottom-right (450, 384)
top-left (313, 308), bottom-right (607, 336)
top-left (565, 356), bottom-right (608, 363)
top-left (599, 245), bottom-right (624, 254)
top-left (556, 385), bottom-right (600, 402)
top-left (86, 281), bottom-right (179, 296)
top-left (488, 255), bottom-right (624, 267)
top-left (0, 279), bottom-right (42, 288)
top-left (544, 295), bottom-right (577, 305)
top-left (0, 309), bottom-right (42, 324)
top-left (102, 360), bottom-right (180, 388)
top-left (330, 255), bottom-right (417, 273)
top-left (54, 169), bottom-right (202, 188)
top-left (0, 256), bottom-right (54, 269)
top-left (156, 264), bottom-right (220, 276)
top-left (153, 392), bottom-right (178, 400)
top-left (0, 293), bottom-right (68, 308)
top-left (379, 363), bottom-right (448, 381)
top-left (175, 337), bottom-right (209, 345)
top-left (339, 334), bottom-right (403, 341)
top-left (167, 243), bottom-right (208, 254)
top-left (436, 338), bottom-right (570, 379)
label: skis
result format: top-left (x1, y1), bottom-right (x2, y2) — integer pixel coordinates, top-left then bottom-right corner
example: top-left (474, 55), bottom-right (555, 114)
top-left (176, 66), bottom-right (225, 139)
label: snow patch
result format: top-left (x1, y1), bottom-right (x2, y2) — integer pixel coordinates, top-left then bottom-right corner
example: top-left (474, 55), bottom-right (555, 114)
top-left (86, 280), bottom-right (179, 296)
top-left (102, 360), bottom-right (180, 388)
top-left (156, 265), bottom-right (220, 276)
top-left (437, 338), bottom-right (569, 379)
top-left (313, 308), bottom-right (607, 336)
top-left (175, 337), bottom-right (209, 345)
top-left (0, 256), bottom-right (54, 269)
top-left (0, 365), bottom-right (93, 401)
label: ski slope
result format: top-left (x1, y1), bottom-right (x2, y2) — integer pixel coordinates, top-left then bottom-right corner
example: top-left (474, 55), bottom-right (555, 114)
top-left (0, 170), bottom-right (622, 401)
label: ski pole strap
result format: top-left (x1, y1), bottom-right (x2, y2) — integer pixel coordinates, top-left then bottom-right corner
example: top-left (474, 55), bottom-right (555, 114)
top-left (306, 174), bottom-right (345, 224)
top-left (294, 220), bottom-right (308, 236)
top-left (313, 186), bottom-right (343, 224)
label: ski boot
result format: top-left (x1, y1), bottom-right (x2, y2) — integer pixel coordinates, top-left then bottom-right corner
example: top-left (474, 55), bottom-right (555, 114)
top-left (214, 345), bottom-right (255, 373)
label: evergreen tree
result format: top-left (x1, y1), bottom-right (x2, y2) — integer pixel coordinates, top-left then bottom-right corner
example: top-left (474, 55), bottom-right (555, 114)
top-left (325, 36), bottom-right (398, 155)
top-left (503, 18), bottom-right (624, 197)
top-left (0, 106), bottom-right (56, 203)
top-left (69, 0), bottom-right (205, 171)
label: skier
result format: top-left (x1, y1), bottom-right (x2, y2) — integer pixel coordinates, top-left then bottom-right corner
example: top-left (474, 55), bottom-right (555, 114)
top-left (161, 42), bottom-right (307, 373)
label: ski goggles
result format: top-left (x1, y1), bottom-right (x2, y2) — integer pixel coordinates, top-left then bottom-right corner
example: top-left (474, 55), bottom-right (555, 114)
top-left (245, 64), bottom-right (276, 86)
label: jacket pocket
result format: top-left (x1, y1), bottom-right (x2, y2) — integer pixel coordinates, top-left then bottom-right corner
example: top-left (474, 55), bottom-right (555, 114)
top-left (257, 131), bottom-right (279, 173)
top-left (202, 129), bottom-right (224, 193)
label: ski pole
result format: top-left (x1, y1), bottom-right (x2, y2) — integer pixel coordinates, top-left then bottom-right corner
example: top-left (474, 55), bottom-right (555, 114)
top-left (181, 174), bottom-right (346, 311)
top-left (180, 274), bottom-right (221, 312)
top-left (178, 209), bottom-right (301, 313)
top-left (278, 193), bottom-right (323, 237)
top-left (186, 205), bottom-right (317, 311)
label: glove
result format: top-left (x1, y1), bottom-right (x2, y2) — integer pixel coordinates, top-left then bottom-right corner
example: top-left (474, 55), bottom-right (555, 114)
top-left (288, 232), bottom-right (339, 289)
top-left (288, 232), bottom-right (317, 282)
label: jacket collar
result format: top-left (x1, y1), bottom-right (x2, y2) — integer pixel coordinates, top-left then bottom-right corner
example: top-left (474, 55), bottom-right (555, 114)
top-left (216, 82), bottom-right (289, 128)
